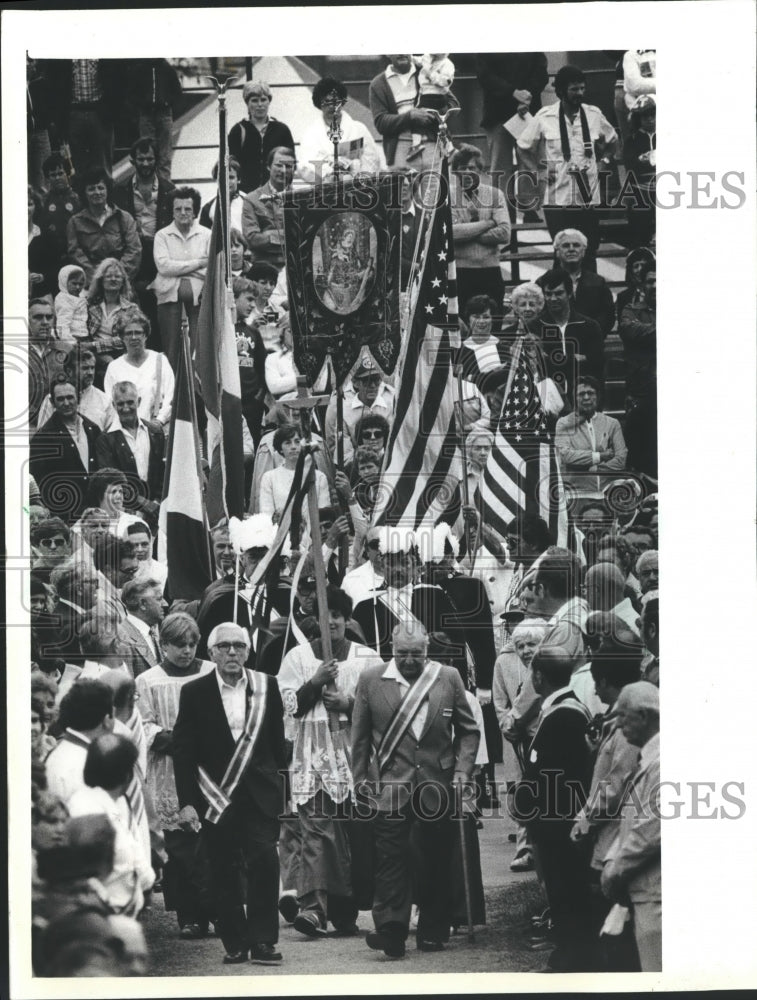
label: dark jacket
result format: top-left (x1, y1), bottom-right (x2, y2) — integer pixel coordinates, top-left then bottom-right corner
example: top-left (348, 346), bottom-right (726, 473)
top-left (619, 295), bottom-right (656, 399)
top-left (476, 53), bottom-right (549, 129)
top-left (227, 118), bottom-right (295, 194)
top-left (30, 411), bottom-right (102, 521)
top-left (112, 176), bottom-right (176, 235)
top-left (123, 59), bottom-right (182, 112)
top-left (172, 668), bottom-right (287, 819)
top-left (94, 424), bottom-right (165, 505)
top-left (438, 572), bottom-right (497, 691)
top-left (537, 270), bottom-right (616, 340)
top-left (41, 59), bottom-right (123, 134)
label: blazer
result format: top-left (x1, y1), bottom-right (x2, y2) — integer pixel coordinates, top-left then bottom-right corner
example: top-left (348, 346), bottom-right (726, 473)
top-left (95, 425), bottom-right (165, 504)
top-left (555, 410), bottom-right (628, 489)
top-left (115, 617), bottom-right (159, 678)
top-left (30, 411), bottom-right (101, 521)
top-left (172, 668), bottom-right (287, 820)
top-left (351, 660), bottom-right (480, 812)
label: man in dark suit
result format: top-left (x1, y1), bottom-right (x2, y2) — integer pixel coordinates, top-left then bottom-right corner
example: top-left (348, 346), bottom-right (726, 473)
top-left (95, 381), bottom-right (164, 532)
top-left (512, 645), bottom-right (596, 972)
top-left (352, 528), bottom-right (469, 685)
top-left (172, 622), bottom-right (287, 966)
top-left (352, 620), bottom-right (479, 958)
top-left (30, 378), bottom-right (101, 523)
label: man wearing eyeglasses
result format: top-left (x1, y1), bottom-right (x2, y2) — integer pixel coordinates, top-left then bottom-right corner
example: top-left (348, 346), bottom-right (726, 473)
top-left (324, 358), bottom-right (396, 465)
top-left (173, 621), bottom-right (287, 968)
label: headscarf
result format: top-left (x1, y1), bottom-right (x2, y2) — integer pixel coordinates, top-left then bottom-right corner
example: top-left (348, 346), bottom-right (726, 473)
top-left (57, 264), bottom-right (86, 296)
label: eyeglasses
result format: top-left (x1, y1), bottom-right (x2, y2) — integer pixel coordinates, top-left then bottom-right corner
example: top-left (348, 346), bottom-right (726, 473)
top-left (361, 429), bottom-right (384, 440)
top-left (214, 641), bottom-right (248, 652)
top-left (39, 537), bottom-right (67, 548)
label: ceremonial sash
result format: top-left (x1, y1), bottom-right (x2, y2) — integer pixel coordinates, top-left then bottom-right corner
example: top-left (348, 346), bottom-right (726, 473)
top-left (197, 670), bottom-right (269, 824)
top-left (376, 662), bottom-right (441, 775)
top-left (375, 588), bottom-right (425, 656)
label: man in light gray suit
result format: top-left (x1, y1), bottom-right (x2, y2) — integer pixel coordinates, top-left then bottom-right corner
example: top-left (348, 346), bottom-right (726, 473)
top-left (116, 577), bottom-right (167, 677)
top-left (601, 681), bottom-right (661, 971)
top-left (351, 621), bottom-right (479, 958)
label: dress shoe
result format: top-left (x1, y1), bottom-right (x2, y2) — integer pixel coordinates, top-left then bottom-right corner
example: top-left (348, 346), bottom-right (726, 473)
top-left (250, 943), bottom-right (283, 965)
top-left (417, 939), bottom-right (445, 952)
top-left (278, 894), bottom-right (299, 924)
top-left (330, 922), bottom-right (360, 937)
top-left (366, 930), bottom-right (405, 959)
top-left (179, 922), bottom-right (207, 940)
top-left (222, 950), bottom-right (248, 965)
top-left (293, 912), bottom-right (327, 937)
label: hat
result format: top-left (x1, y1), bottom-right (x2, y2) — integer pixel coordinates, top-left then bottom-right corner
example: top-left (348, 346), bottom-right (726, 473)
top-left (228, 514), bottom-right (276, 555)
top-left (352, 358), bottom-right (380, 380)
top-left (249, 261), bottom-right (279, 283)
top-left (631, 94), bottom-right (656, 113)
top-left (375, 525), bottom-right (417, 556)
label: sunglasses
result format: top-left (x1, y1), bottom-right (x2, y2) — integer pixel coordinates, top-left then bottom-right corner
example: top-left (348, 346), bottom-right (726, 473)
top-left (361, 429), bottom-right (384, 440)
top-left (215, 641), bottom-right (248, 652)
top-left (39, 537), bottom-right (67, 548)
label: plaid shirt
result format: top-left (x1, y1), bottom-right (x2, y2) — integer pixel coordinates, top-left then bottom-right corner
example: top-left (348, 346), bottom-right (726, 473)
top-left (71, 60), bottom-right (103, 103)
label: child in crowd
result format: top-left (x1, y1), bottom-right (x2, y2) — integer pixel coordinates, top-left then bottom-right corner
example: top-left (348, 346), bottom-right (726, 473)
top-left (408, 54), bottom-right (458, 160)
top-left (39, 152), bottom-right (82, 260)
top-left (54, 265), bottom-right (89, 340)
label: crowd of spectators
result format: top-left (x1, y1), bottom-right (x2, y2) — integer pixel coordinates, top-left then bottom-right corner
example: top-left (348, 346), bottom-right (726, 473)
top-left (26, 51), bottom-right (659, 977)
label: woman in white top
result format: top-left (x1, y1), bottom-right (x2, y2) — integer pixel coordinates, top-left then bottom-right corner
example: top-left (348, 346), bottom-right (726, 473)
top-left (151, 186), bottom-right (210, 372)
top-left (258, 423), bottom-right (331, 525)
top-left (104, 306), bottom-right (174, 428)
top-left (136, 613), bottom-right (214, 936)
top-left (67, 734), bottom-right (155, 916)
top-left (297, 77), bottom-right (384, 186)
top-left (265, 319), bottom-right (329, 402)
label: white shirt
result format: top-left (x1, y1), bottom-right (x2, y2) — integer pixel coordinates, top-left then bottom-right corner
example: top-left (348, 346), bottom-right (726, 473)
top-left (150, 220), bottom-right (211, 305)
top-left (45, 729), bottom-right (90, 804)
top-left (114, 416), bottom-right (151, 481)
top-left (297, 110), bottom-right (385, 185)
top-left (126, 612), bottom-right (160, 661)
top-left (341, 560), bottom-right (385, 606)
top-left (215, 667), bottom-right (249, 742)
top-left (385, 64), bottom-right (419, 117)
top-left (382, 659), bottom-right (429, 739)
top-left (104, 350), bottom-right (174, 426)
top-left (37, 384), bottom-right (115, 431)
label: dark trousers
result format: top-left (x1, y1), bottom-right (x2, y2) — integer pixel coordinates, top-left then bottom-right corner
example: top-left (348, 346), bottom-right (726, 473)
top-left (202, 796), bottom-right (280, 955)
top-left (372, 790), bottom-right (454, 943)
top-left (157, 284), bottom-right (199, 373)
top-left (532, 828), bottom-right (597, 971)
top-left (543, 206), bottom-right (600, 272)
top-left (162, 827), bottom-right (214, 929)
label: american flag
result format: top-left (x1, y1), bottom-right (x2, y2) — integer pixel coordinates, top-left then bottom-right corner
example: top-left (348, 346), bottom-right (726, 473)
top-left (372, 160), bottom-right (462, 528)
top-left (475, 342), bottom-right (567, 545)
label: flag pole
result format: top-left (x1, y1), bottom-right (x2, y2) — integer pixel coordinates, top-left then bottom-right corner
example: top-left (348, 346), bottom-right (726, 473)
top-left (181, 317), bottom-right (214, 575)
top-left (209, 75), bottom-right (233, 289)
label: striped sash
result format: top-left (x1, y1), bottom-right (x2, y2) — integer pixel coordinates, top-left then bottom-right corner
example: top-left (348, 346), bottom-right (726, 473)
top-left (197, 670), bottom-right (269, 824)
top-left (377, 663), bottom-right (441, 775)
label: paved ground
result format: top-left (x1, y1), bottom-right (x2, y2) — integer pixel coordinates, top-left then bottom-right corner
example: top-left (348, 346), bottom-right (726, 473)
top-left (142, 776), bottom-right (550, 979)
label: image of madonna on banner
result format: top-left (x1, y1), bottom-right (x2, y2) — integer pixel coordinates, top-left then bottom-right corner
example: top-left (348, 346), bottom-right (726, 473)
top-left (284, 173), bottom-right (403, 387)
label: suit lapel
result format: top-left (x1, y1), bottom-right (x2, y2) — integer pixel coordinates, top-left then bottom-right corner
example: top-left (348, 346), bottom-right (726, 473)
top-left (203, 670), bottom-right (235, 747)
top-left (378, 672), bottom-right (403, 716)
top-left (419, 670), bottom-right (443, 739)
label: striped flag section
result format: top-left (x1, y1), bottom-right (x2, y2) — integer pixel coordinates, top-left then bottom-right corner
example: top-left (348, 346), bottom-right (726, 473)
top-left (372, 159), bottom-right (462, 528)
top-left (159, 334), bottom-right (213, 601)
top-left (475, 341), bottom-right (567, 546)
top-left (194, 208), bottom-right (245, 525)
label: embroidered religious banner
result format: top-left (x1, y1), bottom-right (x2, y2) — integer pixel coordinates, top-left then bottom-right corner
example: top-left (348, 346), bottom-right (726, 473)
top-left (284, 172), bottom-right (403, 387)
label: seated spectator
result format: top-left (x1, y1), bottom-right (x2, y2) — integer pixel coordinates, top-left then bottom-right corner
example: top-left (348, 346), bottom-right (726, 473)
top-left (457, 294), bottom-right (509, 384)
top-left (298, 77), bottom-right (384, 185)
top-left (28, 186), bottom-right (59, 299)
top-left (541, 229), bottom-right (615, 339)
top-left (449, 145), bottom-right (510, 312)
top-left (534, 268), bottom-right (605, 391)
top-left (85, 258), bottom-right (136, 383)
top-left (242, 147), bottom-right (296, 272)
top-left (103, 307), bottom-right (174, 430)
top-left (259, 424), bottom-right (331, 524)
top-left (37, 347), bottom-right (115, 432)
top-left (324, 359), bottom-right (395, 465)
top-left (54, 265), bottom-right (89, 341)
top-left (228, 80), bottom-right (296, 194)
top-left (150, 186), bottom-right (210, 372)
top-left (199, 156), bottom-right (244, 231)
top-left (555, 377), bottom-right (627, 490)
top-left (67, 167), bottom-right (142, 284)
top-left (619, 262), bottom-right (656, 479)
top-left (30, 377), bottom-right (102, 523)
top-left (39, 152), bottom-right (82, 262)
top-left (67, 734), bottom-right (154, 916)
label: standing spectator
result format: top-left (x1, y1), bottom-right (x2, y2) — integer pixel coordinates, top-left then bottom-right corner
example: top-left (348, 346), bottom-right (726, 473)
top-left (36, 347), bottom-right (115, 435)
top-left (537, 268), bottom-right (605, 388)
top-left (324, 359), bottom-right (396, 465)
top-left (28, 298), bottom-right (72, 429)
top-left (43, 58), bottom-right (121, 175)
top-left (123, 59), bottom-right (183, 182)
top-left (26, 57), bottom-right (56, 192)
top-left (242, 147), bottom-right (296, 271)
top-left (259, 425), bottom-right (330, 525)
top-left (543, 229), bottom-right (616, 339)
top-left (623, 96), bottom-right (656, 248)
top-left (113, 137), bottom-right (177, 334)
top-left (103, 307), bottom-right (174, 430)
top-left (555, 377), bottom-right (627, 491)
top-left (457, 294), bottom-right (509, 384)
top-left (407, 54), bottom-right (459, 161)
top-left (135, 613), bottom-right (215, 939)
top-left (619, 263), bottom-right (656, 478)
top-left (449, 145), bottom-right (510, 312)
top-left (66, 168), bottom-right (142, 284)
top-left (30, 378), bottom-right (101, 523)
top-left (622, 50), bottom-right (656, 113)
top-left (28, 187), bottom-right (59, 299)
top-left (517, 65), bottom-right (617, 270)
top-left (616, 247), bottom-right (655, 316)
top-left (150, 187), bottom-right (210, 372)
top-left (369, 55), bottom-right (439, 170)
top-left (45, 679), bottom-right (115, 806)
top-left (38, 152), bottom-right (82, 262)
top-left (85, 258), bottom-right (136, 383)
top-left (54, 265), bottom-right (89, 341)
top-left (601, 681), bottom-right (661, 971)
top-left (232, 277), bottom-right (268, 448)
top-left (114, 578), bottom-right (166, 678)
top-left (228, 81), bottom-right (295, 195)
top-left (199, 157), bottom-right (244, 232)
top-left (476, 52), bottom-right (549, 217)
top-left (30, 519), bottom-right (73, 589)
top-left (298, 78), bottom-right (384, 186)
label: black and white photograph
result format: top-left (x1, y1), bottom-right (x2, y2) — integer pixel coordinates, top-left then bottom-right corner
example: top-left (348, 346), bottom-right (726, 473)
top-left (3, 3), bottom-right (756, 996)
